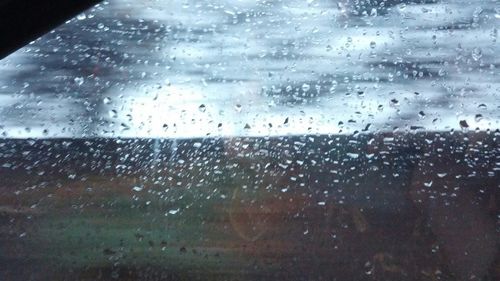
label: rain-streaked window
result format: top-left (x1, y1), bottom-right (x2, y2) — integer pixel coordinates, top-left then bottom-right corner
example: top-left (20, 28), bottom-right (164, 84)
top-left (0, 1), bottom-right (498, 280)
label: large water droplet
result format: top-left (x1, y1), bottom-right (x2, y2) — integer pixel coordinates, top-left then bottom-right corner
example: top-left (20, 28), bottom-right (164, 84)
top-left (472, 47), bottom-right (482, 61)
top-left (74, 77), bottom-right (84, 86)
top-left (302, 83), bottom-right (311, 92)
top-left (132, 186), bottom-right (143, 192)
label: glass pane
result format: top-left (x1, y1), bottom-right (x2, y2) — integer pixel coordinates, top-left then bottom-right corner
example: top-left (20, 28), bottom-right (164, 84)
top-left (0, 0), bottom-right (498, 280)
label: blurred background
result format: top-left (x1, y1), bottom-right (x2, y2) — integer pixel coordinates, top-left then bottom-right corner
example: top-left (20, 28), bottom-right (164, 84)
top-left (0, 0), bottom-right (498, 138)
top-left (0, 0), bottom-right (498, 280)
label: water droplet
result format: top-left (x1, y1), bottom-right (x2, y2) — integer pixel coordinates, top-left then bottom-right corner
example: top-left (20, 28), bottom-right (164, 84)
top-left (103, 97), bottom-right (112, 105)
top-left (347, 153), bottom-right (359, 159)
top-left (302, 83), bottom-right (310, 92)
top-left (132, 186), bottom-right (143, 192)
top-left (167, 208), bottom-right (180, 215)
top-left (108, 109), bottom-right (118, 118)
top-left (74, 77), bottom-right (84, 86)
top-left (330, 80), bottom-right (338, 91)
top-left (437, 173), bottom-right (447, 178)
top-left (76, 13), bottom-right (87, 21)
top-left (370, 41), bottom-right (376, 49)
top-left (472, 47), bottom-right (482, 61)
top-left (120, 123), bottom-right (130, 131)
top-left (477, 103), bottom-right (487, 110)
top-left (198, 104), bottom-right (206, 112)
top-left (388, 73), bottom-right (394, 82)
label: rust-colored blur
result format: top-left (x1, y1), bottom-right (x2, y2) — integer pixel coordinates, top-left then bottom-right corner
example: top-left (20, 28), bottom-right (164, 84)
top-left (0, 132), bottom-right (498, 280)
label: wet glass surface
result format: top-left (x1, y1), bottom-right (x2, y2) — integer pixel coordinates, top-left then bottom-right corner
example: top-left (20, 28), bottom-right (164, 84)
top-left (0, 0), bottom-right (499, 280)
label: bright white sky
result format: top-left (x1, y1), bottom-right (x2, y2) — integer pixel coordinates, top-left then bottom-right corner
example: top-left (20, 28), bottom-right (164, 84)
top-left (0, 0), bottom-right (498, 138)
